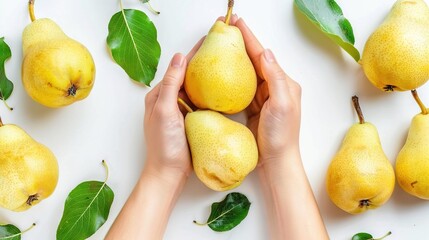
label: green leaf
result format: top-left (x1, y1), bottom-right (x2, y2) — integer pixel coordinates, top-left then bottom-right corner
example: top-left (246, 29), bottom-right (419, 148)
top-left (352, 232), bottom-right (373, 240)
top-left (0, 224), bottom-right (21, 240)
top-left (294, 0), bottom-right (360, 62)
top-left (352, 231), bottom-right (392, 240)
top-left (0, 37), bottom-right (14, 101)
top-left (0, 223), bottom-right (35, 240)
top-left (56, 161), bottom-right (114, 240)
top-left (107, 8), bottom-right (161, 86)
top-left (195, 192), bottom-right (251, 232)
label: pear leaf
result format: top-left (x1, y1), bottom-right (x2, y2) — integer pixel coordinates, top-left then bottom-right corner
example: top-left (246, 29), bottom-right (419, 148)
top-left (56, 161), bottom-right (114, 240)
top-left (0, 37), bottom-right (14, 101)
top-left (294, 0), bottom-right (360, 62)
top-left (352, 231), bottom-right (392, 240)
top-left (107, 9), bottom-right (161, 86)
top-left (194, 192), bottom-right (251, 232)
top-left (0, 223), bottom-right (35, 240)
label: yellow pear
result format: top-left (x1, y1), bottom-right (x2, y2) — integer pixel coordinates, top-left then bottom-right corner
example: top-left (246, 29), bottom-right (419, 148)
top-left (396, 90), bottom-right (429, 199)
top-left (180, 99), bottom-right (258, 191)
top-left (361, 0), bottom-right (429, 91)
top-left (326, 96), bottom-right (395, 214)
top-left (22, 0), bottom-right (95, 108)
top-left (0, 116), bottom-right (59, 211)
top-left (184, 0), bottom-right (256, 114)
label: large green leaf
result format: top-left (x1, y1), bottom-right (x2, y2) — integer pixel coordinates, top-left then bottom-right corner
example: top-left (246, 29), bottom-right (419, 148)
top-left (56, 161), bottom-right (114, 240)
top-left (0, 223), bottom-right (35, 240)
top-left (195, 192), bottom-right (251, 232)
top-left (294, 0), bottom-right (360, 62)
top-left (107, 9), bottom-right (161, 86)
top-left (0, 37), bottom-right (14, 101)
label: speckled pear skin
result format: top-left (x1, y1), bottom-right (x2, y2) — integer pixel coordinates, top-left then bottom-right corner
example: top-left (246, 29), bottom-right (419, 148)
top-left (184, 21), bottom-right (257, 114)
top-left (396, 111), bottom-right (429, 199)
top-left (361, 0), bottom-right (429, 91)
top-left (185, 110), bottom-right (258, 191)
top-left (326, 123), bottom-right (395, 214)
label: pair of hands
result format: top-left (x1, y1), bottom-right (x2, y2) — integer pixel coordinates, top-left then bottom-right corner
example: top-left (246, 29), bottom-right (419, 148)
top-left (144, 15), bottom-right (302, 182)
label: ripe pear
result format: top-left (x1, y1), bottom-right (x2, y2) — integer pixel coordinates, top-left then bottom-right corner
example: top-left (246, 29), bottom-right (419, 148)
top-left (22, 1), bottom-right (95, 108)
top-left (0, 117), bottom-right (59, 211)
top-left (396, 90), bottom-right (429, 199)
top-left (181, 99), bottom-right (258, 191)
top-left (326, 96), bottom-right (395, 214)
top-left (361, 0), bottom-right (429, 91)
top-left (184, 0), bottom-right (257, 114)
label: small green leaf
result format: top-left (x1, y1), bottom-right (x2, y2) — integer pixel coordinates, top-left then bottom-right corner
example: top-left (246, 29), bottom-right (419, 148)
top-left (294, 0), bottom-right (360, 62)
top-left (352, 231), bottom-right (392, 240)
top-left (0, 224), bottom-right (21, 240)
top-left (0, 223), bottom-right (35, 240)
top-left (352, 232), bottom-right (373, 240)
top-left (56, 161), bottom-right (114, 240)
top-left (195, 192), bottom-right (251, 232)
top-left (107, 8), bottom-right (161, 86)
top-left (0, 37), bottom-right (14, 105)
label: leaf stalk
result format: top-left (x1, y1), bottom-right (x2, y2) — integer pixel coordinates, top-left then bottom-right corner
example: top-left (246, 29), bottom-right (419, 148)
top-left (146, 1), bottom-right (160, 15)
top-left (374, 231), bottom-right (392, 240)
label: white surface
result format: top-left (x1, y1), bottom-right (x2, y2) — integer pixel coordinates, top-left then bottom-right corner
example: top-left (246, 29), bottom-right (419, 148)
top-left (1, 0), bottom-right (429, 239)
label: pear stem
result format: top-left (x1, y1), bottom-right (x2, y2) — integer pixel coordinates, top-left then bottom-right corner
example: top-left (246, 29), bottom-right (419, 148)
top-left (28, 0), bottom-right (36, 22)
top-left (225, 0), bottom-right (234, 25)
top-left (0, 115), bottom-right (3, 127)
top-left (411, 89), bottom-right (428, 115)
top-left (177, 98), bottom-right (194, 113)
top-left (352, 96), bottom-right (365, 124)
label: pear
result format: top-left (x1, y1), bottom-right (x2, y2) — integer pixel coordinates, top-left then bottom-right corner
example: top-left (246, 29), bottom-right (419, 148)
top-left (184, 0), bottom-right (257, 114)
top-left (179, 99), bottom-right (258, 191)
top-left (22, 0), bottom-right (95, 108)
top-left (361, 0), bottom-right (429, 91)
top-left (326, 96), bottom-right (395, 214)
top-left (396, 90), bottom-right (429, 199)
top-left (0, 116), bottom-right (59, 211)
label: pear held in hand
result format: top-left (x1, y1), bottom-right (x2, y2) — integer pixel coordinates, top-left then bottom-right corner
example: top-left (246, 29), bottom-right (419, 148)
top-left (326, 96), bottom-right (395, 214)
top-left (185, 0), bottom-right (257, 114)
top-left (0, 116), bottom-right (59, 211)
top-left (396, 90), bottom-right (429, 199)
top-left (179, 99), bottom-right (258, 191)
top-left (361, 0), bottom-right (429, 91)
top-left (22, 0), bottom-right (95, 108)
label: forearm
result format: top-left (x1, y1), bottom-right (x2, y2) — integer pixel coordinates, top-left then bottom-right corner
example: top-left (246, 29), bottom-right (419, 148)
top-left (258, 149), bottom-right (329, 240)
top-left (106, 164), bottom-right (187, 240)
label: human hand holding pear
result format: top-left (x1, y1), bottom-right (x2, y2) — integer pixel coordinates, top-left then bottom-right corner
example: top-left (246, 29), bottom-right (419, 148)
top-left (0, 115), bottom-right (58, 211)
top-left (22, 0), bottom-right (95, 108)
top-left (361, 0), bottom-right (429, 91)
top-left (326, 96), bottom-right (395, 214)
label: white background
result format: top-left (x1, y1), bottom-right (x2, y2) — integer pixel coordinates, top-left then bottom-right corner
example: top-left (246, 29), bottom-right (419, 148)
top-left (1, 0), bottom-right (429, 239)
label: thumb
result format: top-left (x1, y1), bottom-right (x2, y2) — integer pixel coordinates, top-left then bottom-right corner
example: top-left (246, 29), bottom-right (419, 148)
top-left (157, 53), bottom-right (187, 111)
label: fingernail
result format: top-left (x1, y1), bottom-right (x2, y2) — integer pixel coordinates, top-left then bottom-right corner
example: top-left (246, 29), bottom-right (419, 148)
top-left (264, 49), bottom-right (275, 63)
top-left (171, 53), bottom-right (185, 68)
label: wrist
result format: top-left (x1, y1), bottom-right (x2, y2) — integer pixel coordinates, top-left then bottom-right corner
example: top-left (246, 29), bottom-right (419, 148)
top-left (141, 162), bottom-right (189, 191)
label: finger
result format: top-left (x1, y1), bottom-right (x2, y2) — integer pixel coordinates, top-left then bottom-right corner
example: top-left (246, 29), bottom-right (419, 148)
top-left (144, 83), bottom-right (162, 122)
top-left (260, 49), bottom-right (293, 106)
top-left (186, 37), bottom-right (205, 63)
top-left (235, 18), bottom-right (264, 78)
top-left (156, 53), bottom-right (187, 112)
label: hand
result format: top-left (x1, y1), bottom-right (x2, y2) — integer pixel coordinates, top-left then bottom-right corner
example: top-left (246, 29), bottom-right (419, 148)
top-left (143, 40), bottom-right (203, 180)
top-left (231, 17), bottom-right (302, 166)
